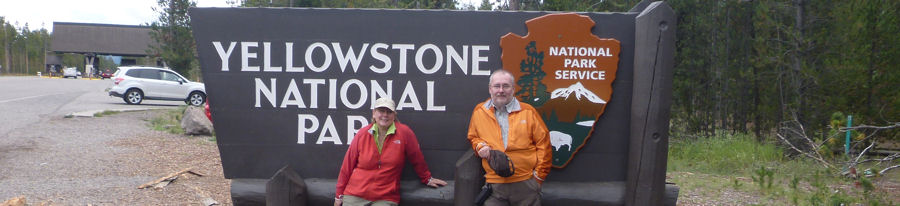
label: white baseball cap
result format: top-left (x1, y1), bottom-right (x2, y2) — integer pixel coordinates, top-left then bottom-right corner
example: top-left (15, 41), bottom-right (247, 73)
top-left (373, 97), bottom-right (396, 112)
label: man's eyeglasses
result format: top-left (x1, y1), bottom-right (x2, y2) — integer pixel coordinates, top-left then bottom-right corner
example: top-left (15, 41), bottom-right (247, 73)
top-left (491, 84), bottom-right (512, 90)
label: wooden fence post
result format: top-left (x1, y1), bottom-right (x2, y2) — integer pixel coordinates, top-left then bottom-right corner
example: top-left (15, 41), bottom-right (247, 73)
top-left (625, 1), bottom-right (677, 205)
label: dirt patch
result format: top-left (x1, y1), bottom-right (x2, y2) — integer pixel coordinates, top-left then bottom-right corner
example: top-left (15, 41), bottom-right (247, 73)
top-left (0, 110), bottom-right (231, 205)
top-left (107, 131), bottom-right (231, 205)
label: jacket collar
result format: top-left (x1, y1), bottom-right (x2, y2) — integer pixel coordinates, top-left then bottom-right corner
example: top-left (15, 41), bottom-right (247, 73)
top-left (367, 122), bottom-right (397, 135)
top-left (483, 97), bottom-right (521, 113)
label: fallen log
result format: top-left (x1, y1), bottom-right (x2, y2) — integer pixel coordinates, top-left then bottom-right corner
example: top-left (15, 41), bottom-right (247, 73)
top-left (0, 196), bottom-right (25, 206)
top-left (138, 167), bottom-right (205, 189)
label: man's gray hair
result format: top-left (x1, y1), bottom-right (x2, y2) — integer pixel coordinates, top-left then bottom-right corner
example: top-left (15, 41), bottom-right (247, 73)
top-left (489, 69), bottom-right (514, 85)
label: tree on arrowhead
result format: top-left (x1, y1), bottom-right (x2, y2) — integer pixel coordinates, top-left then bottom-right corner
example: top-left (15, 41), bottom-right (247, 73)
top-left (516, 41), bottom-right (549, 106)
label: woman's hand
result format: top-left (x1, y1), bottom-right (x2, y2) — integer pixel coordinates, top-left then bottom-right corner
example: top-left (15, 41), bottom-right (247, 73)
top-left (427, 178), bottom-right (448, 188)
top-left (334, 198), bottom-right (342, 206)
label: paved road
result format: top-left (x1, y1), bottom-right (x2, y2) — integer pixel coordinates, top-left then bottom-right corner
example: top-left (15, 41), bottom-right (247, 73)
top-left (0, 76), bottom-right (229, 204)
top-left (0, 76), bottom-right (183, 139)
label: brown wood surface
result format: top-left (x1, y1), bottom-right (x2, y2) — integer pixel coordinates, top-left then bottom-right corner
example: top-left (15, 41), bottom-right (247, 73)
top-left (138, 167), bottom-right (203, 189)
top-left (625, 1), bottom-right (677, 206)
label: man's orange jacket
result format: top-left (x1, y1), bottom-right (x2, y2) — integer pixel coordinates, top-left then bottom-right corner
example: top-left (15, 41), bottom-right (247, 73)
top-left (467, 99), bottom-right (552, 184)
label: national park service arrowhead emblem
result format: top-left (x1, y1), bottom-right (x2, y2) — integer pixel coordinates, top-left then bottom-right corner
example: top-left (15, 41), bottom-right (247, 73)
top-left (500, 13), bottom-right (620, 168)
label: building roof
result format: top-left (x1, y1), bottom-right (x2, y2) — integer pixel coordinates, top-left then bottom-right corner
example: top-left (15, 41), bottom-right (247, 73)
top-left (45, 53), bottom-right (63, 65)
top-left (50, 22), bottom-right (158, 56)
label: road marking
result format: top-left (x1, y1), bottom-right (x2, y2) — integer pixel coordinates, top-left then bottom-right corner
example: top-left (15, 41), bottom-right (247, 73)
top-left (0, 93), bottom-right (65, 104)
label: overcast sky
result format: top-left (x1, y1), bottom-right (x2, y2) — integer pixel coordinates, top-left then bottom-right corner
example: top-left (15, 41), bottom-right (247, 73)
top-left (1, 0), bottom-right (485, 33)
top-left (0, 0), bottom-right (234, 33)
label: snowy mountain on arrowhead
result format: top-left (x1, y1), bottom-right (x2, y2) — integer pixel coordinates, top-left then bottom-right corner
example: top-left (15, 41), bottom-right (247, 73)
top-left (550, 82), bottom-right (606, 104)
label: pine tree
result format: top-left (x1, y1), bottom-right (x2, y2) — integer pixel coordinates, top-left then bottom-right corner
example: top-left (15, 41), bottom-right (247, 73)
top-left (516, 41), bottom-right (549, 106)
top-left (149, 0), bottom-right (197, 79)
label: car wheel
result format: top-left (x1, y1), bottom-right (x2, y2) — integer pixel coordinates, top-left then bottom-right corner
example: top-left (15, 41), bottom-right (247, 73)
top-left (124, 89), bottom-right (143, 105)
top-left (188, 91), bottom-right (206, 106)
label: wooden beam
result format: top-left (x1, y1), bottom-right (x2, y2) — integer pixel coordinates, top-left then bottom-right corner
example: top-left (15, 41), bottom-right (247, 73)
top-left (625, 1), bottom-right (677, 206)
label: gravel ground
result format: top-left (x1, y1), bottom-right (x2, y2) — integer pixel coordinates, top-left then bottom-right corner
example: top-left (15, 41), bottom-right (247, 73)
top-left (0, 110), bottom-right (231, 205)
top-left (670, 171), bottom-right (900, 205)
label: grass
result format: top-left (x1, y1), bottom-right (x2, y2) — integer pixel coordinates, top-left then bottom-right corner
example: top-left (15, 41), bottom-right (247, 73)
top-left (668, 132), bottom-right (783, 175)
top-left (146, 106), bottom-right (217, 142)
top-left (93, 110), bottom-right (121, 117)
top-left (668, 132), bottom-right (898, 205)
top-left (148, 105), bottom-right (186, 135)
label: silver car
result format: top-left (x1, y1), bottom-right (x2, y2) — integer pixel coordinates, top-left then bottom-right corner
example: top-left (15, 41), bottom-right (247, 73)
top-left (63, 67), bottom-right (79, 78)
top-left (107, 66), bottom-right (206, 106)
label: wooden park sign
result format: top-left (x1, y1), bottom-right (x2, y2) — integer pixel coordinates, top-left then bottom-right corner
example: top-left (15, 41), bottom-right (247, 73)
top-left (191, 1), bottom-right (677, 205)
top-left (501, 13), bottom-right (621, 168)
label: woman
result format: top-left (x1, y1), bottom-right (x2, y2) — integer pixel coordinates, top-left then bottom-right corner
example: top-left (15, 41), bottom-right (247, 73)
top-left (335, 97), bottom-right (447, 206)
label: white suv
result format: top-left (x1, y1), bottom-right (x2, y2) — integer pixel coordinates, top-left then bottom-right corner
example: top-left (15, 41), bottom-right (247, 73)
top-left (108, 66), bottom-right (206, 106)
top-left (63, 67), bottom-right (79, 78)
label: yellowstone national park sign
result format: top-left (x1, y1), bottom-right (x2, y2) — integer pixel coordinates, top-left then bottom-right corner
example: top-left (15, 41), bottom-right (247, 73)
top-left (502, 14), bottom-right (620, 168)
top-left (192, 2), bottom-right (678, 205)
top-left (190, 3), bottom-right (677, 187)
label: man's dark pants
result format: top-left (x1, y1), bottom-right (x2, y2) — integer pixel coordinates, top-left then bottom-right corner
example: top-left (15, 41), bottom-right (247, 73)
top-left (484, 178), bottom-right (541, 206)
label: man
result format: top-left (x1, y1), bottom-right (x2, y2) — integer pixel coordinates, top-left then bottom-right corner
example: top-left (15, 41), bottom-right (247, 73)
top-left (467, 69), bottom-right (552, 206)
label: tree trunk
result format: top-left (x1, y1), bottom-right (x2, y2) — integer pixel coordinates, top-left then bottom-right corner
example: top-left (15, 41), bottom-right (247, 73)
top-left (753, 65), bottom-right (762, 139)
top-left (3, 26), bottom-right (9, 74)
top-left (25, 40), bottom-right (28, 75)
top-left (723, 5), bottom-right (731, 132)
top-left (43, 36), bottom-right (46, 74)
top-left (791, 0), bottom-right (805, 127)
top-left (866, 2), bottom-right (878, 117)
top-left (745, 1), bottom-right (763, 140)
top-left (169, 0), bottom-right (176, 54)
top-left (715, 3), bottom-right (724, 133)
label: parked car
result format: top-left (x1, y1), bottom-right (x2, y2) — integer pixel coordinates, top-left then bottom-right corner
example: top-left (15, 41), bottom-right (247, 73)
top-left (100, 69), bottom-right (114, 79)
top-left (107, 66), bottom-right (206, 106)
top-left (205, 100), bottom-right (212, 122)
top-left (63, 67), bottom-right (79, 78)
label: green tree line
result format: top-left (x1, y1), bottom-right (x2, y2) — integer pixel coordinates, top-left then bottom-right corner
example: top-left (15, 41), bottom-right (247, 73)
top-left (234, 0), bottom-right (458, 9)
top-left (150, 0), bottom-right (198, 79)
top-left (0, 17), bottom-right (50, 75)
top-left (0, 18), bottom-right (124, 76)
top-left (8, 0), bottom-right (896, 142)
top-left (494, 0), bottom-right (899, 140)
top-left (170, 0), bottom-right (900, 140)
top-left (661, 0), bottom-right (899, 141)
